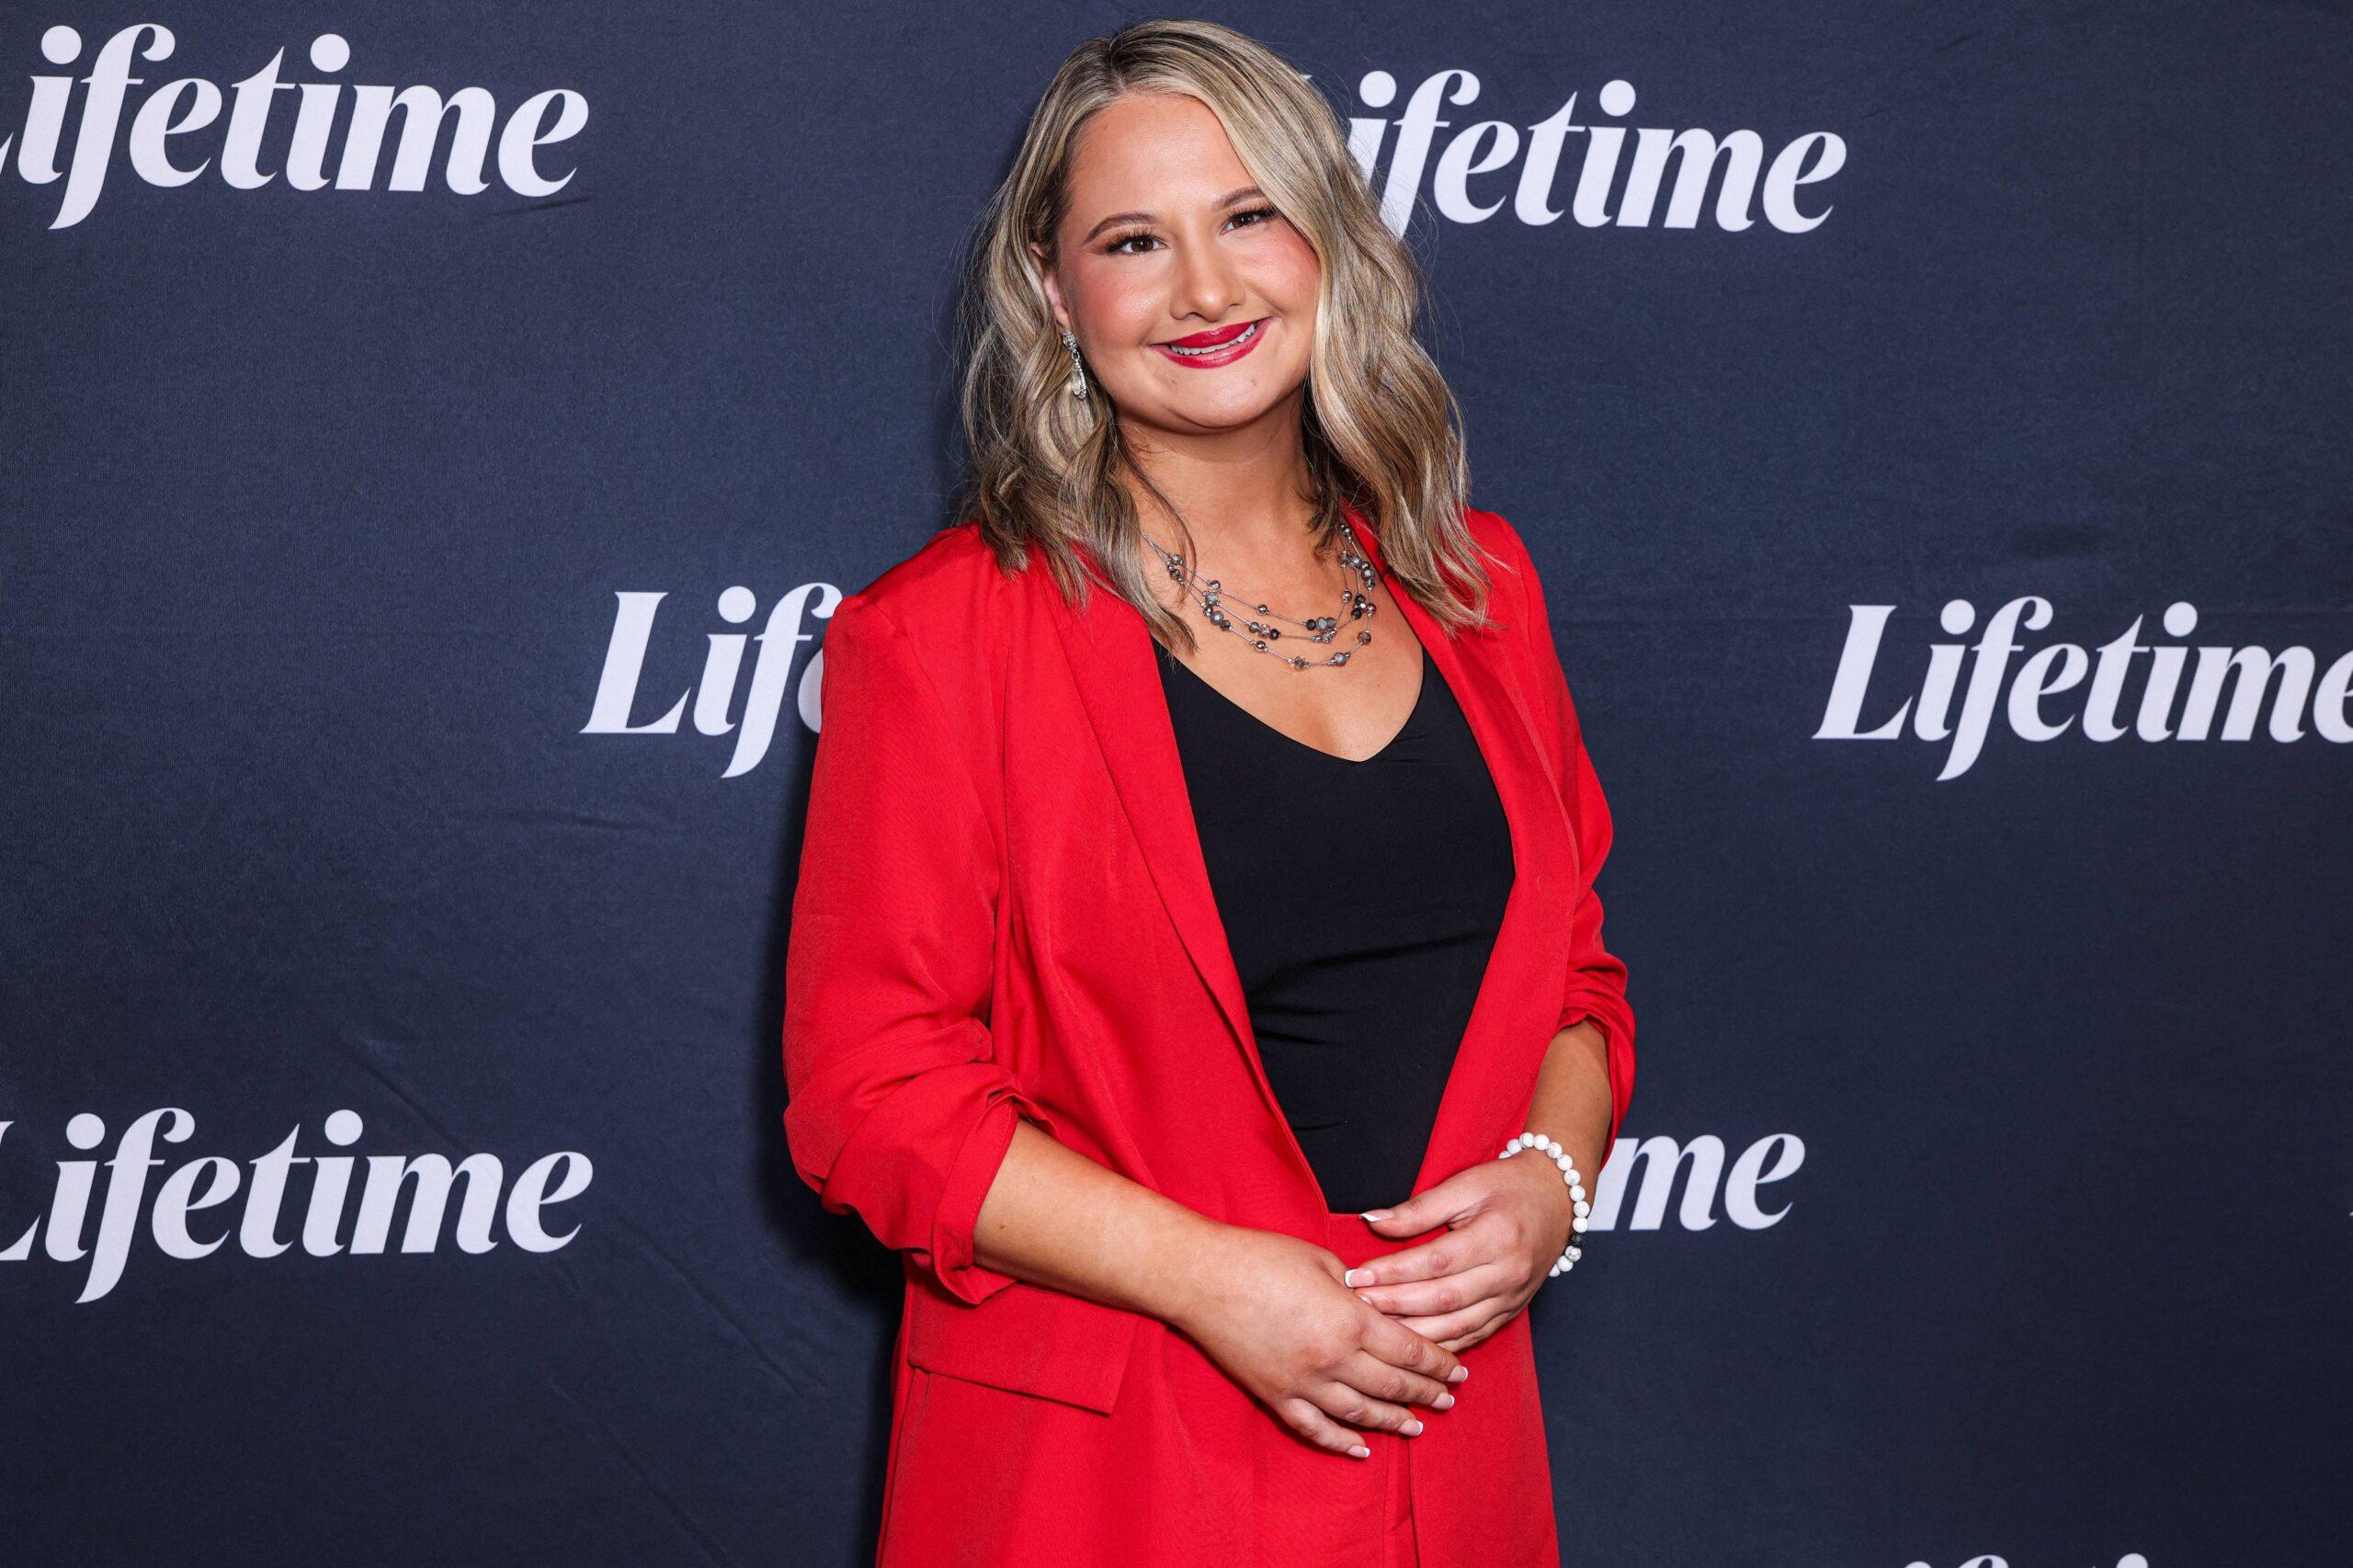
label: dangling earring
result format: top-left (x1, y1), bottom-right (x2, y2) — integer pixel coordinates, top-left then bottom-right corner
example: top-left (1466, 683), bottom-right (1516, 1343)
top-left (1061, 328), bottom-right (1089, 401)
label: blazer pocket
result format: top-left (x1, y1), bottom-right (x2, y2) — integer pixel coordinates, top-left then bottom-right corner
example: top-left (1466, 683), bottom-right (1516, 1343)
top-left (903, 1275), bottom-right (1150, 1415)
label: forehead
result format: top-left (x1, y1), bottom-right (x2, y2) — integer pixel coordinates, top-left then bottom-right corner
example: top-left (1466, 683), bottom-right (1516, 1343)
top-left (1064, 93), bottom-right (1250, 211)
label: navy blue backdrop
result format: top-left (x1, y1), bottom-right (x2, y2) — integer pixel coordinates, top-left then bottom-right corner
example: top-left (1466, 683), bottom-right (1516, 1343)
top-left (6, 5), bottom-right (2347, 1565)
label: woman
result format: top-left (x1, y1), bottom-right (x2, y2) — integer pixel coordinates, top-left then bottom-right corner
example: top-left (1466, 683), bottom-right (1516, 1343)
top-left (781, 19), bottom-right (1634, 1566)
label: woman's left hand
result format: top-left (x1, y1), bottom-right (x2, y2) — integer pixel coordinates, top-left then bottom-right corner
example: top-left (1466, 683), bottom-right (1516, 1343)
top-left (1341, 1152), bottom-right (1577, 1352)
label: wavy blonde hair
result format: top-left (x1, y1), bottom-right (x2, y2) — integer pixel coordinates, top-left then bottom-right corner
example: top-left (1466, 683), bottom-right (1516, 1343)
top-left (950, 17), bottom-right (1502, 651)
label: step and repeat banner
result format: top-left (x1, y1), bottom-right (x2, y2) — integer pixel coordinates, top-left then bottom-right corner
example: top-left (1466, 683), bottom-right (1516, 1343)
top-left (6, 4), bottom-right (2345, 1564)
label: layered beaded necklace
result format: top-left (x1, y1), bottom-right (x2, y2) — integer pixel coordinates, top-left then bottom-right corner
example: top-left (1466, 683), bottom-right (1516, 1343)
top-left (1139, 515), bottom-right (1381, 671)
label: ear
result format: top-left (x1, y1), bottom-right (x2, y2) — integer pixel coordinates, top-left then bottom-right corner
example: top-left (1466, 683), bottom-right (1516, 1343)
top-left (1027, 242), bottom-right (1069, 333)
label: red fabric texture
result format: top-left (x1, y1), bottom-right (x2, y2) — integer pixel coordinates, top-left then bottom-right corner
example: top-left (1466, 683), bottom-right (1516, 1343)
top-left (783, 505), bottom-right (1634, 1564)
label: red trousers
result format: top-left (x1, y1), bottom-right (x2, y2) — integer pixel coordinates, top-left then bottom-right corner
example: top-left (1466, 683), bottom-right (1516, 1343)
top-left (1325, 1208), bottom-right (1424, 1568)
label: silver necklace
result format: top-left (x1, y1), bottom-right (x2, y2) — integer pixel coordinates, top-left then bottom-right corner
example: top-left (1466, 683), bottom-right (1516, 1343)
top-left (1140, 517), bottom-right (1380, 670)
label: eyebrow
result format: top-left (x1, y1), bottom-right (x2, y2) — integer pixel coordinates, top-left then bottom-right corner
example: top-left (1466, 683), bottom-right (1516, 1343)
top-left (1080, 186), bottom-right (1267, 245)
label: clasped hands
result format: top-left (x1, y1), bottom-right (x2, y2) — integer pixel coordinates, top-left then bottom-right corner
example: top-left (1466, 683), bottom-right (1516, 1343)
top-left (1171, 1150), bottom-right (1578, 1460)
top-left (1348, 1144), bottom-right (1580, 1348)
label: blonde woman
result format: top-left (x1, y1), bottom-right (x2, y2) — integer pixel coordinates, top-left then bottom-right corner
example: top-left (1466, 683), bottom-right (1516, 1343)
top-left (782, 19), bottom-right (1634, 1565)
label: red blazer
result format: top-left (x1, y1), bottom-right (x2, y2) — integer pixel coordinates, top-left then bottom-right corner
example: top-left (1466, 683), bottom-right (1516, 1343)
top-left (782, 503), bottom-right (1635, 1566)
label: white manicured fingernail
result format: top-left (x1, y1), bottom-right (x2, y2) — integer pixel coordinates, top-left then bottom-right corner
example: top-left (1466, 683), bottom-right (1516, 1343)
top-left (1344, 1267), bottom-right (1373, 1287)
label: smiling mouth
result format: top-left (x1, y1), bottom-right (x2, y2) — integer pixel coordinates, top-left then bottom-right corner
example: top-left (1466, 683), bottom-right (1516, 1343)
top-left (1157, 319), bottom-right (1264, 357)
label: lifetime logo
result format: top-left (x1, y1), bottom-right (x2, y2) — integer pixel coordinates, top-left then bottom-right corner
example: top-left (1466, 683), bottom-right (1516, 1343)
top-left (1587, 1131), bottom-right (1804, 1233)
top-left (1904, 1557), bottom-right (2150, 1568)
top-left (0, 1109), bottom-right (594, 1304)
top-left (3, 24), bottom-right (588, 230)
top-left (585, 585), bottom-right (840, 778)
top-left (1338, 71), bottom-right (1845, 239)
top-left (1819, 597), bottom-right (2353, 780)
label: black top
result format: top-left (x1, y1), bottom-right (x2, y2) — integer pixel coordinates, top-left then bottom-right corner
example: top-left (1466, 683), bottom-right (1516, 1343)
top-left (1154, 638), bottom-right (1516, 1214)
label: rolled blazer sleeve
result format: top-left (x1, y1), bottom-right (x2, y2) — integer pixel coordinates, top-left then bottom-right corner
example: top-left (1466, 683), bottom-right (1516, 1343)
top-left (1491, 513), bottom-right (1638, 1154)
top-left (780, 591), bottom-right (1044, 1306)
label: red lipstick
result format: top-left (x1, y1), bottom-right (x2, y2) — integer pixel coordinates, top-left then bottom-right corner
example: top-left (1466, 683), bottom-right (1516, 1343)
top-left (1153, 317), bottom-right (1267, 369)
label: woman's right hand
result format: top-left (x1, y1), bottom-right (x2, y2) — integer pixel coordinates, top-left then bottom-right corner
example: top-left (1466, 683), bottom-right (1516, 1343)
top-left (1166, 1224), bottom-right (1468, 1458)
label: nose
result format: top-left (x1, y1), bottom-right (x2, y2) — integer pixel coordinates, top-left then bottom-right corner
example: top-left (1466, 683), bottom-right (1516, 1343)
top-left (1171, 234), bottom-right (1246, 324)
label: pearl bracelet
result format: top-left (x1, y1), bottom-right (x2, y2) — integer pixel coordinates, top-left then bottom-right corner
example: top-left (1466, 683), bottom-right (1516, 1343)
top-left (1497, 1130), bottom-right (1589, 1278)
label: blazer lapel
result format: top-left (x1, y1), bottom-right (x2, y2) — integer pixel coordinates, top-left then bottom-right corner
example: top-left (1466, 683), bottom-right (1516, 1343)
top-left (1045, 543), bottom-right (1268, 1147)
top-left (1375, 522), bottom-right (1568, 1201)
top-left (1044, 505), bottom-right (1567, 1216)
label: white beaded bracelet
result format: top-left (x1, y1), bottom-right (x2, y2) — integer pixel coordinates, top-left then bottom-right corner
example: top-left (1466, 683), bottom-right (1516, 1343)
top-left (1497, 1130), bottom-right (1589, 1277)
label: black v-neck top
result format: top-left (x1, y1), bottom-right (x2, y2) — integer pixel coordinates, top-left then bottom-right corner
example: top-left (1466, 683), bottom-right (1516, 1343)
top-left (1154, 638), bottom-right (1516, 1214)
